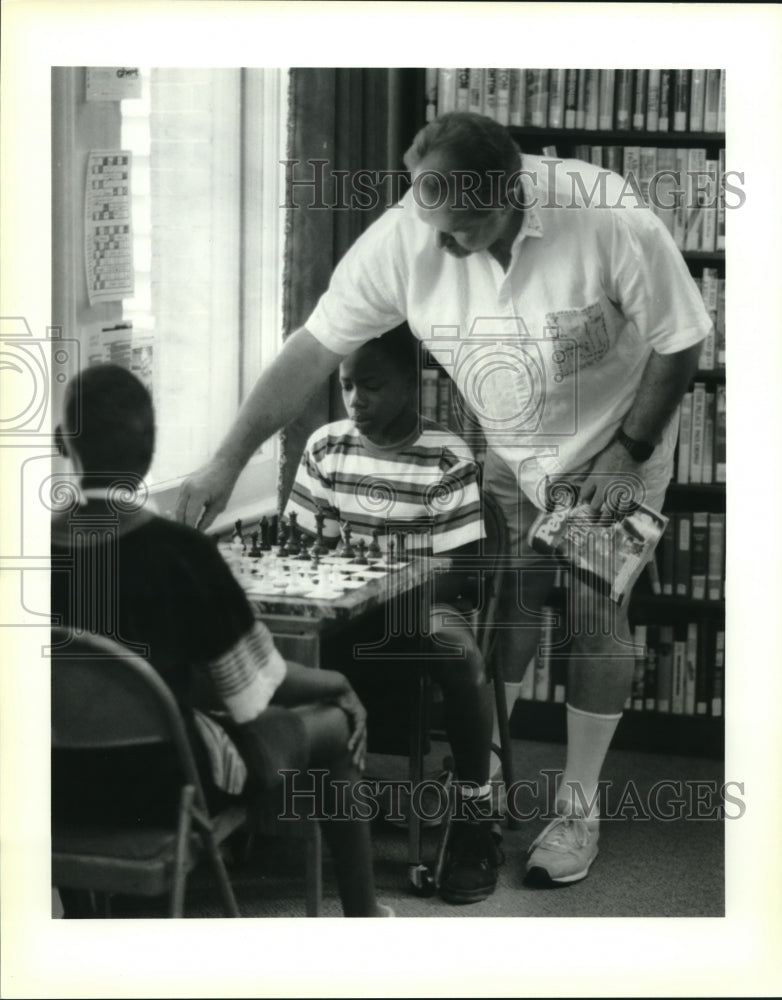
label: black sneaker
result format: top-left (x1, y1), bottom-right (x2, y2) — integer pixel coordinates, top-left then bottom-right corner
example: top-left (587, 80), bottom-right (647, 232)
top-left (439, 821), bottom-right (503, 905)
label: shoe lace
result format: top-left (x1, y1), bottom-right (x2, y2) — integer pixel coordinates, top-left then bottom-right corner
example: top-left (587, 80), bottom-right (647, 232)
top-left (530, 815), bottom-right (591, 854)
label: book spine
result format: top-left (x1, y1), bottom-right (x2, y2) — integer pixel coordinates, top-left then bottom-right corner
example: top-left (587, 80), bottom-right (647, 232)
top-left (704, 69), bottom-right (721, 131)
top-left (575, 69), bottom-right (587, 129)
top-left (701, 158), bottom-right (718, 252)
top-left (658, 69), bottom-right (673, 131)
top-left (614, 69), bottom-right (633, 130)
top-left (717, 147), bottom-right (726, 250)
top-left (509, 69), bottom-right (523, 126)
top-left (671, 623), bottom-right (687, 714)
top-left (685, 148), bottom-right (708, 251)
top-left (702, 391), bottom-right (715, 483)
top-left (673, 70), bottom-right (690, 131)
top-left (677, 391), bottom-right (693, 483)
top-left (483, 68), bottom-right (498, 120)
top-left (646, 69), bottom-right (661, 130)
top-left (674, 513), bottom-right (692, 598)
top-left (695, 621), bottom-right (711, 715)
top-left (639, 146), bottom-right (657, 208)
top-left (689, 381), bottom-right (706, 483)
top-left (631, 624), bottom-right (647, 712)
top-left (437, 68), bottom-right (457, 114)
top-left (660, 518), bottom-right (675, 595)
top-left (604, 145), bottom-right (623, 175)
top-left (590, 146), bottom-right (603, 168)
top-left (714, 384), bottom-right (726, 482)
top-left (529, 68), bottom-right (550, 126)
top-left (548, 68), bottom-right (566, 128)
top-left (689, 69), bottom-right (706, 131)
top-left (716, 280), bottom-right (726, 367)
top-left (711, 629), bottom-right (725, 717)
top-left (425, 68), bottom-right (438, 121)
top-left (690, 511), bottom-right (709, 599)
top-left (684, 622), bottom-right (698, 715)
top-left (622, 146), bottom-right (641, 197)
top-left (420, 368), bottom-right (439, 422)
top-left (598, 69), bottom-right (616, 129)
top-left (436, 371), bottom-right (452, 425)
top-left (707, 512), bottom-right (725, 600)
top-left (495, 68), bottom-right (511, 124)
top-left (468, 68), bottom-right (484, 114)
top-left (632, 69), bottom-right (647, 129)
top-left (717, 69), bottom-right (726, 132)
top-left (455, 68), bottom-right (471, 112)
top-left (656, 625), bottom-right (674, 713)
top-left (699, 267), bottom-right (718, 368)
top-left (672, 147), bottom-right (688, 250)
top-left (647, 554), bottom-right (662, 595)
top-left (644, 625), bottom-right (659, 712)
top-left (584, 69), bottom-right (599, 130)
top-left (564, 68), bottom-right (579, 128)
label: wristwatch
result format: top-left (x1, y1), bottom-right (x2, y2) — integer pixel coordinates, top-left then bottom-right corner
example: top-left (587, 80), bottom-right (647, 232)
top-left (615, 427), bottom-right (655, 463)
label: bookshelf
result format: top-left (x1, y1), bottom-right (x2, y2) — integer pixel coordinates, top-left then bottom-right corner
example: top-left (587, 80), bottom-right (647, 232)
top-left (421, 68), bottom-right (726, 760)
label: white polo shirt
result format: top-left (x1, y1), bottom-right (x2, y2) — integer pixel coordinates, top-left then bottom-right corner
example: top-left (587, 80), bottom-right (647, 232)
top-left (305, 154), bottom-right (712, 504)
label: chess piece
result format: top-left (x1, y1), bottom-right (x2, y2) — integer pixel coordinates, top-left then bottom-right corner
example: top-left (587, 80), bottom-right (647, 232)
top-left (249, 531), bottom-right (262, 559)
top-left (287, 511), bottom-right (301, 556)
top-left (312, 509), bottom-right (329, 556)
top-left (277, 517), bottom-right (290, 557)
top-left (297, 532), bottom-right (311, 560)
top-left (342, 523), bottom-right (355, 560)
top-left (368, 528), bottom-right (382, 560)
top-left (353, 539), bottom-right (369, 565)
top-left (259, 516), bottom-right (272, 551)
top-left (232, 519), bottom-right (245, 552)
top-left (396, 532), bottom-right (407, 562)
top-left (387, 538), bottom-right (395, 565)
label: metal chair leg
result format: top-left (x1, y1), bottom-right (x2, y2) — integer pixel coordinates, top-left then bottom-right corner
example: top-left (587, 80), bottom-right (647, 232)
top-left (492, 676), bottom-right (520, 830)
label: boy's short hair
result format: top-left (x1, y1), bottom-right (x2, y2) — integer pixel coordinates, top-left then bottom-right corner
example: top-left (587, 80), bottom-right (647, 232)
top-left (63, 364), bottom-right (155, 482)
top-left (364, 324), bottom-right (419, 375)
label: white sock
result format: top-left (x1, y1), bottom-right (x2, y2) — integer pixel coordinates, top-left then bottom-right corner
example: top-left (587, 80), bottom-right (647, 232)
top-left (558, 703), bottom-right (622, 823)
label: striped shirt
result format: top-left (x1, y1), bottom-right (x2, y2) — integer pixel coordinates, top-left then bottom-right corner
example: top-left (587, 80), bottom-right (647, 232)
top-left (285, 418), bottom-right (485, 554)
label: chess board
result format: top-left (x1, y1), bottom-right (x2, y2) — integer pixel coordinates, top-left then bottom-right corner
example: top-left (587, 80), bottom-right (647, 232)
top-left (220, 546), bottom-right (409, 601)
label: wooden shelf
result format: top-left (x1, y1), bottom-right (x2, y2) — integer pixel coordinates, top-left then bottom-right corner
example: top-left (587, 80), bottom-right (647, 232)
top-left (509, 126), bottom-right (725, 145)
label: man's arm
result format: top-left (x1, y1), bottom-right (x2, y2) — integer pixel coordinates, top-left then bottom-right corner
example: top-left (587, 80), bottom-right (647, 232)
top-left (176, 326), bottom-right (343, 529)
top-left (580, 342), bottom-right (703, 511)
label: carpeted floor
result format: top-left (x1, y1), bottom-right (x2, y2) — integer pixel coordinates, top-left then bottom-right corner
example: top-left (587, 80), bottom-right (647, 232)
top-left (99, 736), bottom-right (725, 920)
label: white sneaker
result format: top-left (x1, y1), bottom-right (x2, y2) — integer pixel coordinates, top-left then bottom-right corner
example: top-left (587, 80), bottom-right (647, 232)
top-left (525, 813), bottom-right (599, 885)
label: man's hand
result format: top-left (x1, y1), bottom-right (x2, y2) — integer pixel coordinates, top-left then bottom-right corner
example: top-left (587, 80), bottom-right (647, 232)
top-left (578, 439), bottom-right (646, 515)
top-left (332, 686), bottom-right (368, 771)
top-left (175, 456), bottom-right (242, 531)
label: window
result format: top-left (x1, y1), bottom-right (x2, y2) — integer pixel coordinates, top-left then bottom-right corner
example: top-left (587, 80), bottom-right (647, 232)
top-left (120, 68), bottom-right (289, 516)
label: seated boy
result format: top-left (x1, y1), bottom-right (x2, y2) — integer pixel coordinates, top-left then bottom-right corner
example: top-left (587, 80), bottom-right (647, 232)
top-left (284, 324), bottom-right (503, 905)
top-left (51, 363), bottom-right (392, 918)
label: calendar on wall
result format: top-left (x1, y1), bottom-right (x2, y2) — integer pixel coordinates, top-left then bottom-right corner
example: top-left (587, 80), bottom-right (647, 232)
top-left (84, 149), bottom-right (134, 305)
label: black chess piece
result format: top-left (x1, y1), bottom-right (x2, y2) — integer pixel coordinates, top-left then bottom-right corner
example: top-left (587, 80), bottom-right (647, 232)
top-left (277, 517), bottom-right (290, 557)
top-left (312, 509), bottom-right (329, 556)
top-left (249, 531), bottom-right (262, 559)
top-left (387, 538), bottom-right (395, 565)
top-left (353, 539), bottom-right (368, 565)
top-left (342, 523), bottom-right (355, 560)
top-left (297, 532), bottom-right (311, 560)
top-left (368, 528), bottom-right (382, 560)
top-left (287, 511), bottom-right (301, 556)
top-left (395, 532), bottom-right (406, 562)
top-left (232, 519), bottom-right (245, 551)
top-left (259, 516), bottom-right (272, 551)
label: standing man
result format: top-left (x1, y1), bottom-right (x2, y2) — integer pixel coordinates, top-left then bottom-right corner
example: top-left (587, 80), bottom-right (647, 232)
top-left (177, 112), bottom-right (710, 886)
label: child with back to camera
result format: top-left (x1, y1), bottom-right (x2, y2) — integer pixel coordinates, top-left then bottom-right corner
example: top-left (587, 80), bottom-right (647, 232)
top-left (51, 363), bottom-right (392, 918)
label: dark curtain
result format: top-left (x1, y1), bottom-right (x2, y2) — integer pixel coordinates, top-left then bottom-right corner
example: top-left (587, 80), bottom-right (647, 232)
top-left (277, 67), bottom-right (423, 509)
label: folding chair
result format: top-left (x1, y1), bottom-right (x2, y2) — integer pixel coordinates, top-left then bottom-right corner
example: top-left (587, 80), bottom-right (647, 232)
top-left (51, 628), bottom-right (246, 918)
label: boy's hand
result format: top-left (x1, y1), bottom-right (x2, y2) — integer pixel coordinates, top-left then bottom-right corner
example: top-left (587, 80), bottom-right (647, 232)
top-left (332, 686), bottom-right (368, 771)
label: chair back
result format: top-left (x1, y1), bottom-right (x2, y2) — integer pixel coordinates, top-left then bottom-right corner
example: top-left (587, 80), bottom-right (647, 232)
top-left (50, 628), bottom-right (202, 794)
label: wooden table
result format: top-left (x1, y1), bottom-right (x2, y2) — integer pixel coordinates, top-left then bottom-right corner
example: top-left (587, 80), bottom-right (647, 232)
top-left (240, 554), bottom-right (451, 667)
